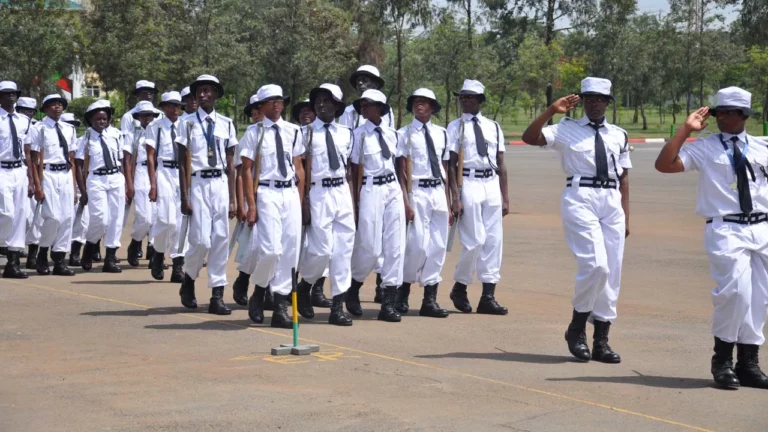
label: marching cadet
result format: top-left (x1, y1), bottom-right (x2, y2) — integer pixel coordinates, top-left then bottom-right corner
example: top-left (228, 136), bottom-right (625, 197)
top-left (65, 113), bottom-right (88, 267)
top-left (347, 89), bottom-right (405, 322)
top-left (26, 94), bottom-right (77, 276)
top-left (291, 99), bottom-right (315, 125)
top-left (0, 81), bottom-right (32, 278)
top-left (123, 101), bottom-right (159, 267)
top-left (16, 97), bottom-right (38, 123)
top-left (446, 79), bottom-right (509, 316)
top-left (75, 100), bottom-right (125, 273)
top-left (240, 84), bottom-right (305, 328)
top-left (17, 97), bottom-right (42, 268)
top-left (146, 91), bottom-right (185, 282)
top-left (180, 86), bottom-right (198, 117)
top-left (394, 88), bottom-right (450, 318)
top-left (522, 77), bottom-right (630, 364)
top-left (294, 83), bottom-right (355, 326)
top-left (655, 87), bottom-right (768, 390)
top-left (176, 74), bottom-right (238, 316)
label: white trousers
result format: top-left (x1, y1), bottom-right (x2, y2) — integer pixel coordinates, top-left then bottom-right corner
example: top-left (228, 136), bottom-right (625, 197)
top-left (404, 184), bottom-right (449, 286)
top-left (71, 199), bottom-right (89, 244)
top-left (706, 220), bottom-right (768, 345)
top-left (0, 167), bottom-right (28, 251)
top-left (561, 186), bottom-right (625, 323)
top-left (235, 222), bottom-right (256, 273)
top-left (39, 169), bottom-right (74, 252)
top-left (150, 166), bottom-right (184, 257)
top-left (184, 175), bottom-right (229, 288)
top-left (86, 172), bottom-right (126, 248)
top-left (300, 183), bottom-right (356, 297)
top-left (249, 185), bottom-right (301, 296)
top-left (453, 176), bottom-right (503, 285)
top-left (351, 181), bottom-right (405, 287)
top-left (130, 164), bottom-right (155, 241)
top-left (26, 194), bottom-right (42, 245)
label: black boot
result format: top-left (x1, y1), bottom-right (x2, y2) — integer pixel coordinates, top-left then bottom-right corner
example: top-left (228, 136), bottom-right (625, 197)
top-left (146, 243), bottom-right (155, 265)
top-left (81, 242), bottom-right (95, 271)
top-left (36, 247), bottom-right (50, 275)
top-left (592, 320), bottom-right (621, 363)
top-left (136, 239), bottom-right (143, 259)
top-left (92, 239), bottom-right (102, 262)
top-left (3, 251), bottom-right (28, 279)
top-left (270, 293), bottom-right (293, 328)
top-left (232, 271), bottom-right (250, 306)
top-left (248, 285), bottom-right (267, 324)
top-left (170, 257), bottom-right (184, 283)
top-left (373, 273), bottom-right (383, 304)
top-left (450, 282), bottom-right (472, 313)
top-left (296, 279), bottom-right (314, 319)
top-left (0, 247), bottom-right (7, 256)
top-left (69, 241), bottom-right (82, 266)
top-left (345, 279), bottom-right (364, 316)
top-left (378, 285), bottom-right (402, 322)
top-left (310, 277), bottom-right (332, 308)
top-left (712, 337), bottom-right (740, 389)
top-left (263, 288), bottom-right (274, 311)
top-left (103, 248), bottom-right (122, 273)
top-left (477, 283), bottom-right (508, 315)
top-left (735, 343), bottom-right (768, 389)
top-left (329, 293), bottom-right (353, 326)
top-left (127, 239), bottom-right (141, 267)
top-left (179, 274), bottom-right (197, 309)
top-left (151, 252), bottom-right (165, 280)
top-left (564, 309), bottom-right (591, 362)
top-left (208, 286), bottom-right (232, 315)
top-left (420, 284), bottom-right (449, 318)
top-left (25, 244), bottom-right (38, 269)
top-left (395, 282), bottom-right (411, 314)
top-left (52, 251), bottom-right (75, 276)
top-left (20, 248), bottom-right (27, 258)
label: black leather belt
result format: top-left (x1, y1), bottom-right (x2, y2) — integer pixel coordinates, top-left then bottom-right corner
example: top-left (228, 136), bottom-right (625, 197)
top-left (417, 178), bottom-right (442, 188)
top-left (162, 160), bottom-right (179, 169)
top-left (259, 179), bottom-right (293, 188)
top-left (462, 168), bottom-right (494, 178)
top-left (1, 160), bottom-right (23, 169)
top-left (707, 213), bottom-right (768, 225)
top-left (311, 177), bottom-right (345, 187)
top-left (93, 167), bottom-right (120, 176)
top-left (44, 163), bottom-right (69, 172)
top-left (566, 176), bottom-right (617, 189)
top-left (363, 173), bottom-right (396, 186)
top-left (140, 161), bottom-right (148, 166)
top-left (192, 169), bottom-right (222, 178)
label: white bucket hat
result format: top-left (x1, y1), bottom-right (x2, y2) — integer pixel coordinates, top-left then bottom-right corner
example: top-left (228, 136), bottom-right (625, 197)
top-left (131, 100), bottom-right (160, 119)
top-left (42, 94), bottom-right (68, 110)
top-left (159, 91), bottom-right (183, 107)
top-left (710, 86), bottom-right (759, 116)
top-left (309, 83), bottom-right (346, 118)
top-left (349, 65), bottom-right (385, 89)
top-left (133, 80), bottom-right (158, 95)
top-left (254, 84), bottom-right (290, 107)
top-left (16, 96), bottom-right (37, 111)
top-left (407, 88), bottom-right (441, 114)
top-left (190, 74), bottom-right (224, 97)
top-left (0, 81), bottom-right (21, 98)
top-left (353, 89), bottom-right (390, 116)
top-left (454, 79), bottom-right (486, 102)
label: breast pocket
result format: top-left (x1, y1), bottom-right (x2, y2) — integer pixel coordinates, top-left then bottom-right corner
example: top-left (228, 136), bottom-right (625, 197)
top-left (310, 139), bottom-right (329, 173)
top-left (711, 151), bottom-right (735, 184)
top-left (259, 141), bottom-right (277, 174)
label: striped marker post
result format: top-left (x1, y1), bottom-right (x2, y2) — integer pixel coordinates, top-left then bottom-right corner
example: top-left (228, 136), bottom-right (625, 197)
top-left (271, 268), bottom-right (321, 356)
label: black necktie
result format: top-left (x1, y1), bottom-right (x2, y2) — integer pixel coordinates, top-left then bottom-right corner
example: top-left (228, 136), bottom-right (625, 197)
top-left (9, 115), bottom-right (20, 159)
top-left (272, 124), bottom-right (287, 177)
top-left (171, 123), bottom-right (178, 162)
top-left (100, 135), bottom-right (115, 170)
top-left (324, 123), bottom-right (340, 170)
top-left (731, 136), bottom-right (753, 214)
top-left (374, 127), bottom-right (391, 159)
top-left (590, 123), bottom-right (609, 182)
top-left (55, 123), bottom-right (70, 168)
top-left (472, 117), bottom-right (487, 157)
top-left (423, 126), bottom-right (441, 178)
top-left (205, 117), bottom-right (216, 167)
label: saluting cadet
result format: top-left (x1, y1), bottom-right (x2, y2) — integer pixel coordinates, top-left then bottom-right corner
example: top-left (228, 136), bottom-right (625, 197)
top-left (522, 77), bottom-right (630, 364)
top-left (17, 97), bottom-right (42, 268)
top-left (394, 88), bottom-right (450, 318)
top-left (655, 87), bottom-right (768, 390)
top-left (180, 86), bottom-right (198, 117)
top-left (145, 91), bottom-right (185, 282)
top-left (446, 79), bottom-right (510, 316)
top-left (26, 94), bottom-right (77, 276)
top-left (64, 113), bottom-right (88, 267)
top-left (176, 74), bottom-right (238, 316)
top-left (0, 81), bottom-right (32, 278)
top-left (294, 83), bottom-right (355, 326)
top-left (347, 89), bottom-right (405, 322)
top-left (75, 100), bottom-right (125, 273)
top-left (240, 84), bottom-right (305, 328)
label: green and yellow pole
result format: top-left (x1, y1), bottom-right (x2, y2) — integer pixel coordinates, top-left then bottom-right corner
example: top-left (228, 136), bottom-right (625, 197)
top-left (763, 121), bottom-right (767, 136)
top-left (291, 268), bottom-right (299, 347)
top-left (670, 124), bottom-right (675, 138)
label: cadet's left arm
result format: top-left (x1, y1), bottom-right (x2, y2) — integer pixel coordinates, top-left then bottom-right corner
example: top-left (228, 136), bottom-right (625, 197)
top-left (620, 170), bottom-right (630, 238)
top-left (226, 146), bottom-right (236, 219)
top-left (294, 155), bottom-right (304, 215)
top-left (497, 151), bottom-right (509, 217)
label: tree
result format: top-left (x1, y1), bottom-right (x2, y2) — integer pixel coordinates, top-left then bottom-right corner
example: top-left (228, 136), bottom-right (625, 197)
top-left (513, 34), bottom-right (562, 116)
top-left (745, 46), bottom-right (768, 123)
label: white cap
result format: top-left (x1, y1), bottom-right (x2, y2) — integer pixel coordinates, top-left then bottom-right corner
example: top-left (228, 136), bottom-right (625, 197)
top-left (190, 74), bottom-right (223, 96)
top-left (255, 84), bottom-right (289, 104)
top-left (0, 81), bottom-right (20, 96)
top-left (310, 83), bottom-right (344, 103)
top-left (42, 94), bottom-right (68, 109)
top-left (456, 79), bottom-right (485, 96)
top-left (712, 87), bottom-right (757, 115)
top-left (160, 91), bottom-right (183, 105)
top-left (353, 89), bottom-right (390, 115)
top-left (61, 113), bottom-right (79, 125)
top-left (86, 99), bottom-right (112, 113)
top-left (350, 65), bottom-right (385, 88)
top-left (132, 101), bottom-right (159, 118)
top-left (134, 80), bottom-right (157, 92)
top-left (180, 86), bottom-right (191, 99)
top-left (16, 97), bottom-right (37, 110)
top-left (407, 88), bottom-right (441, 114)
top-left (580, 77), bottom-right (612, 98)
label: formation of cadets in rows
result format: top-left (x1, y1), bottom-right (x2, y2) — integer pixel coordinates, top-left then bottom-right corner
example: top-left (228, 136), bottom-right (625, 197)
top-left (1, 66), bottom-right (767, 391)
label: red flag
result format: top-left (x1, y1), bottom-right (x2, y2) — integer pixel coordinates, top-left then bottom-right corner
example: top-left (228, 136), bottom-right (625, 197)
top-left (57, 77), bottom-right (72, 93)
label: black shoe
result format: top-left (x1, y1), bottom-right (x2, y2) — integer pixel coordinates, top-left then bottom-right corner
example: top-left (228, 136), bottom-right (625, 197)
top-left (310, 277), bottom-right (333, 308)
top-left (592, 320), bottom-right (621, 363)
top-left (69, 241), bottom-right (82, 266)
top-left (378, 285), bottom-right (402, 322)
top-left (179, 274), bottom-right (198, 309)
top-left (296, 279), bottom-right (314, 319)
top-left (51, 251), bottom-right (75, 276)
top-left (565, 309), bottom-right (591, 362)
top-left (450, 282), bottom-right (472, 313)
top-left (0, 247), bottom-right (7, 256)
top-left (170, 257), bottom-right (184, 283)
top-left (420, 284), bottom-right (449, 318)
top-left (136, 240), bottom-right (143, 259)
top-left (151, 252), bottom-right (165, 280)
top-left (270, 293), bottom-right (293, 328)
top-left (263, 288), bottom-right (274, 311)
top-left (712, 337), bottom-right (740, 389)
top-left (248, 285), bottom-right (267, 324)
top-left (25, 244), bottom-right (39, 269)
top-left (329, 293), bottom-right (353, 326)
top-left (81, 242), bottom-right (95, 271)
top-left (395, 282), bottom-right (411, 314)
top-left (92, 240), bottom-right (102, 262)
top-left (735, 343), bottom-right (768, 389)
top-left (373, 273), bottom-right (383, 304)
top-left (127, 239), bottom-right (141, 267)
top-left (232, 271), bottom-right (250, 306)
top-left (36, 247), bottom-right (51, 275)
top-left (102, 248), bottom-right (122, 273)
top-left (345, 279), bottom-right (364, 316)
top-left (476, 283), bottom-right (508, 315)
top-left (3, 251), bottom-right (28, 279)
top-left (20, 248), bottom-right (27, 258)
top-left (208, 286), bottom-right (232, 315)
top-left (146, 244), bottom-right (155, 264)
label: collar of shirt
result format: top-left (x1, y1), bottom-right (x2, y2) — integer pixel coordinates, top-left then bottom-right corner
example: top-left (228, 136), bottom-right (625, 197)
top-left (461, 112), bottom-right (484, 122)
top-left (0, 106), bottom-right (18, 119)
top-left (196, 107), bottom-right (217, 124)
top-left (262, 116), bottom-right (286, 129)
top-left (42, 116), bottom-right (59, 128)
top-left (161, 116), bottom-right (179, 129)
top-left (363, 119), bottom-right (386, 134)
top-left (720, 130), bottom-right (747, 143)
top-left (577, 116), bottom-right (607, 127)
top-left (311, 117), bottom-right (336, 132)
top-left (411, 118), bottom-right (431, 132)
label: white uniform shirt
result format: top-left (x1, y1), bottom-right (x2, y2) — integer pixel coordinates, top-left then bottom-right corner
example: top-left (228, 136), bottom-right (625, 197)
top-left (239, 117), bottom-right (304, 182)
top-left (446, 112), bottom-right (505, 170)
top-left (144, 117), bottom-right (181, 162)
top-left (175, 107), bottom-right (238, 173)
top-left (303, 118), bottom-right (352, 182)
top-left (339, 104), bottom-right (394, 130)
top-left (350, 120), bottom-right (399, 177)
top-left (679, 132), bottom-right (768, 218)
top-left (397, 119), bottom-right (448, 180)
top-left (75, 127), bottom-right (123, 172)
top-left (123, 125), bottom-right (150, 164)
top-left (0, 107), bottom-right (28, 161)
top-left (541, 116), bottom-right (632, 179)
top-left (26, 117), bottom-right (76, 164)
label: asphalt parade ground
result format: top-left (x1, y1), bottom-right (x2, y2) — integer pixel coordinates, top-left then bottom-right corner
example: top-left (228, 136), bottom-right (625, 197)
top-left (1, 144), bottom-right (766, 431)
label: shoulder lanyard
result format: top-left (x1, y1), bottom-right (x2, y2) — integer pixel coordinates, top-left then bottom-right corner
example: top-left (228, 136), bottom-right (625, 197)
top-left (196, 112), bottom-right (215, 145)
top-left (718, 133), bottom-right (749, 173)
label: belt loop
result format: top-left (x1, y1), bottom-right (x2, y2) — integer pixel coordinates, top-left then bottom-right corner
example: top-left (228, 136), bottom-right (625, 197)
top-left (572, 174), bottom-right (581, 191)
